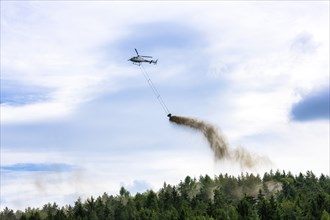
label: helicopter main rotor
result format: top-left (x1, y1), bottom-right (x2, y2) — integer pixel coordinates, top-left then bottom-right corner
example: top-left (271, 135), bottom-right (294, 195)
top-left (135, 48), bottom-right (152, 58)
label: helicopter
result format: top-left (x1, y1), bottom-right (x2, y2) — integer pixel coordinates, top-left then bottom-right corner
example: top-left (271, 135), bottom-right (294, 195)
top-left (128, 48), bottom-right (158, 65)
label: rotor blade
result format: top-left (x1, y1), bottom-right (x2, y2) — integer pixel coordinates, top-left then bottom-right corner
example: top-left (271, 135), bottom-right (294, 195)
top-left (141, 56), bottom-right (152, 58)
top-left (135, 48), bottom-right (139, 56)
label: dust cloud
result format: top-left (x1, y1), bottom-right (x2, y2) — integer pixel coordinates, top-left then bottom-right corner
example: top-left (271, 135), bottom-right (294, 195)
top-left (169, 115), bottom-right (271, 169)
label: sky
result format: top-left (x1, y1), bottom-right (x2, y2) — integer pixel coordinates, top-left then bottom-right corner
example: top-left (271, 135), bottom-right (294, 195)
top-left (1, 1), bottom-right (329, 210)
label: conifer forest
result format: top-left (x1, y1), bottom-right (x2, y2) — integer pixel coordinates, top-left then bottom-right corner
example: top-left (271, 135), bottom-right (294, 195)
top-left (1, 170), bottom-right (329, 220)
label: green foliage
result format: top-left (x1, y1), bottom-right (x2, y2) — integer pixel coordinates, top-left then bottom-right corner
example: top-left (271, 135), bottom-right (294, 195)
top-left (1, 170), bottom-right (329, 219)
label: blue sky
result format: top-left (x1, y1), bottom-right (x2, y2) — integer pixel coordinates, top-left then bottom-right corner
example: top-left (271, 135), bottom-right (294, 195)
top-left (291, 85), bottom-right (329, 121)
top-left (1, 1), bottom-right (329, 210)
top-left (1, 163), bottom-right (74, 172)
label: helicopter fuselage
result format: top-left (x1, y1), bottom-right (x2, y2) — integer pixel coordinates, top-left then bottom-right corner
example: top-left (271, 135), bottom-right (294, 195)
top-left (129, 56), bottom-right (157, 64)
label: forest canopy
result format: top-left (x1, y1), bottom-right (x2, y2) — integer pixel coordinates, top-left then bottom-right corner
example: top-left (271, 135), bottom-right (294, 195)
top-left (1, 170), bottom-right (329, 220)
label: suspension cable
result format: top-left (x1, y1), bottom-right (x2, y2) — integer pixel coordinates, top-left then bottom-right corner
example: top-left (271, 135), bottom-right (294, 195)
top-left (139, 65), bottom-right (171, 116)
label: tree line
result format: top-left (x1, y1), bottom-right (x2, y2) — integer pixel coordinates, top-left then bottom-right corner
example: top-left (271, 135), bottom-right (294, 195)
top-left (1, 170), bottom-right (329, 220)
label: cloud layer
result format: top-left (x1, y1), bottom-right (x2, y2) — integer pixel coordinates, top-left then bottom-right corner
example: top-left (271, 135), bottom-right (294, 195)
top-left (1, 1), bottom-right (329, 210)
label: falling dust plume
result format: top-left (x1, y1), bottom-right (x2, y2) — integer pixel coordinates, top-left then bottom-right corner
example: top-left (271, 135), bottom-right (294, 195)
top-left (169, 115), bottom-right (271, 169)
